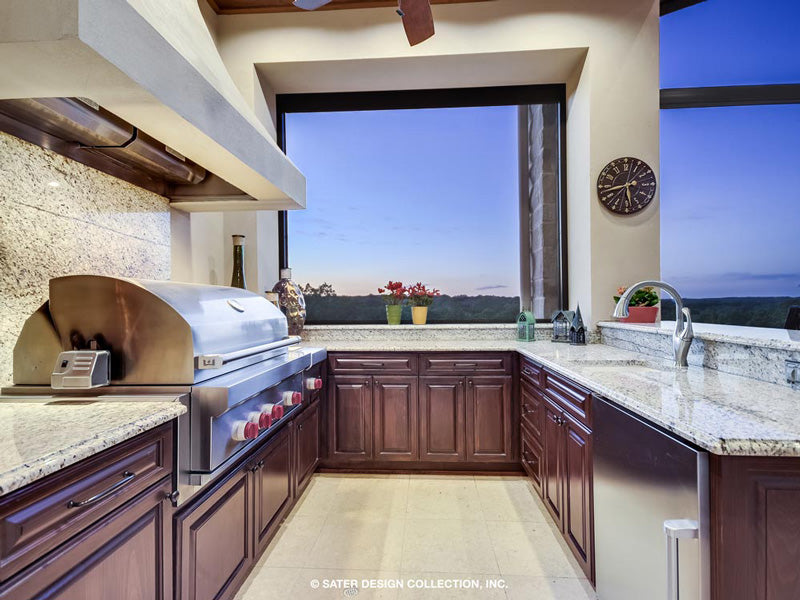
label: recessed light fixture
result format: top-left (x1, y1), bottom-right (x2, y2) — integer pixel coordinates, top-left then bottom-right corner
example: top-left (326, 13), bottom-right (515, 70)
top-left (47, 180), bottom-right (60, 188)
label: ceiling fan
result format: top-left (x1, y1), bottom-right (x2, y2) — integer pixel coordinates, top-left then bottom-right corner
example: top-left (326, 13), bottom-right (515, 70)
top-left (292, 0), bottom-right (435, 46)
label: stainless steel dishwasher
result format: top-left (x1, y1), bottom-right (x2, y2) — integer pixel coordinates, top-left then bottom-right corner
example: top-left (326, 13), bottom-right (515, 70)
top-left (593, 397), bottom-right (710, 600)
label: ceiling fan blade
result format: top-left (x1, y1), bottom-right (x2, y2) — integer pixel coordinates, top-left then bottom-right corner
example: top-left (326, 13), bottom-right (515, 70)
top-left (398, 0), bottom-right (435, 46)
top-left (292, 0), bottom-right (334, 10)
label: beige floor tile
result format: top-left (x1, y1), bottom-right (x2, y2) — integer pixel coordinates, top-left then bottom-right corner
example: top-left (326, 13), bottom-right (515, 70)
top-left (474, 477), bottom-right (549, 522)
top-left (330, 476), bottom-right (410, 519)
top-left (262, 515), bottom-right (328, 567)
top-left (502, 575), bottom-right (597, 600)
top-left (401, 519), bottom-right (500, 575)
top-left (289, 475), bottom-right (342, 519)
top-left (308, 516), bottom-right (406, 570)
top-left (486, 521), bottom-right (584, 577)
top-left (397, 573), bottom-right (507, 600)
top-left (234, 566), bottom-right (304, 600)
top-left (406, 477), bottom-right (483, 520)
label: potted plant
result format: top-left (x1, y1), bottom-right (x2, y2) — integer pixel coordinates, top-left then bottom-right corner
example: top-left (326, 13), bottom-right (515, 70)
top-left (407, 283), bottom-right (441, 325)
top-left (378, 281), bottom-right (407, 324)
top-left (613, 286), bottom-right (659, 323)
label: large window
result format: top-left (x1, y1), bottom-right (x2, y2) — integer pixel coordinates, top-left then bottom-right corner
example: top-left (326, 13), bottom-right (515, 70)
top-left (660, 0), bottom-right (800, 328)
top-left (279, 88), bottom-right (565, 324)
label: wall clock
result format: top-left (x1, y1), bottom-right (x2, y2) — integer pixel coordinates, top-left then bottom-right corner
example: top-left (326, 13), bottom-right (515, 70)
top-left (597, 157), bottom-right (657, 215)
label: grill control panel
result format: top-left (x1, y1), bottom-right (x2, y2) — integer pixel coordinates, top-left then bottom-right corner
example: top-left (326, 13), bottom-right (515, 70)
top-left (51, 350), bottom-right (111, 389)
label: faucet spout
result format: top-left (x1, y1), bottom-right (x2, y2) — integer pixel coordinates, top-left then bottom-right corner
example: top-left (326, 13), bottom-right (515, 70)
top-left (613, 280), bottom-right (694, 368)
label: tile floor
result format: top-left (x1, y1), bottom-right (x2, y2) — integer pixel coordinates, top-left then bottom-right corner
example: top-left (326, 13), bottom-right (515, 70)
top-left (235, 474), bottom-right (597, 600)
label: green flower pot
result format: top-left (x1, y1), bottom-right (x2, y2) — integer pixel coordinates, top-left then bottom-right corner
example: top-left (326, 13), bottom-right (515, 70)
top-left (385, 304), bottom-right (403, 325)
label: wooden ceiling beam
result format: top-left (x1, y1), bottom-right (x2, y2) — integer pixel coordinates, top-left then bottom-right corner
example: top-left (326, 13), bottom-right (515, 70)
top-left (208, 0), bottom-right (492, 15)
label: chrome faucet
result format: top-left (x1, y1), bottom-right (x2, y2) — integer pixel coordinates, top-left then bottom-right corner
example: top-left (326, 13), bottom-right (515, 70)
top-left (613, 280), bottom-right (694, 368)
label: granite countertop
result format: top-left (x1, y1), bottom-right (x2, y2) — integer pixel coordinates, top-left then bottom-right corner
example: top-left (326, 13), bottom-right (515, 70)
top-left (311, 339), bottom-right (800, 457)
top-left (0, 397), bottom-right (186, 497)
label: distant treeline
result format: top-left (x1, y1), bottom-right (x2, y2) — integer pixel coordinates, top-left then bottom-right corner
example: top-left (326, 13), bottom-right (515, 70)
top-left (661, 297), bottom-right (800, 329)
top-left (304, 294), bottom-right (520, 324)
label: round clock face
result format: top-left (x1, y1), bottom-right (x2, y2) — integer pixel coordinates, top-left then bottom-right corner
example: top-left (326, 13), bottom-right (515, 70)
top-left (597, 157), bottom-right (657, 215)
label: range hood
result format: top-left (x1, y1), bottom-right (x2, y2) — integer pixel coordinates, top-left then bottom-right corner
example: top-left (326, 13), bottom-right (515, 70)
top-left (0, 0), bottom-right (305, 211)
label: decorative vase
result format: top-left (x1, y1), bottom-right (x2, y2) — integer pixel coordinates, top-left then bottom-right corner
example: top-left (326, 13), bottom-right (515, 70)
top-left (412, 306), bottom-right (428, 325)
top-left (271, 268), bottom-right (306, 335)
top-left (230, 235), bottom-right (247, 289)
top-left (385, 305), bottom-right (403, 325)
top-left (620, 305), bottom-right (659, 324)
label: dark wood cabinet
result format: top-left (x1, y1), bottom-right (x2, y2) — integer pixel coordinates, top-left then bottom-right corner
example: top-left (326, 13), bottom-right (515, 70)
top-left (521, 424), bottom-right (544, 495)
top-left (253, 426), bottom-right (293, 555)
top-left (711, 455), bottom-right (800, 600)
top-left (562, 411), bottom-right (593, 580)
top-left (465, 375), bottom-right (513, 462)
top-left (419, 376), bottom-right (466, 461)
top-left (295, 399), bottom-right (321, 494)
top-left (373, 376), bottom-right (418, 461)
top-left (175, 467), bottom-right (254, 600)
top-left (542, 397), bottom-right (565, 524)
top-left (328, 375), bottom-right (373, 461)
top-left (0, 480), bottom-right (173, 600)
top-left (521, 379), bottom-right (544, 440)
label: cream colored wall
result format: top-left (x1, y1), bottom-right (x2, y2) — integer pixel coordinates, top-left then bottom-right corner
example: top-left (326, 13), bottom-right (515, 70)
top-left (213, 0), bottom-right (661, 325)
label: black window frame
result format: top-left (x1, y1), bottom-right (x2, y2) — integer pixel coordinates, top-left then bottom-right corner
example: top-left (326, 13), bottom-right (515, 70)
top-left (275, 84), bottom-right (569, 317)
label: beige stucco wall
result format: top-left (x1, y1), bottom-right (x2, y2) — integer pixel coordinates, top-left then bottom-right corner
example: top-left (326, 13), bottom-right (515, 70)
top-left (209, 0), bottom-right (661, 325)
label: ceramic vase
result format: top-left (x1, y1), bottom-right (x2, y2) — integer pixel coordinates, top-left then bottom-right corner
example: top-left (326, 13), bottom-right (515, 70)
top-left (385, 305), bottom-right (403, 325)
top-left (271, 268), bottom-right (306, 335)
top-left (412, 306), bottom-right (428, 325)
top-left (620, 306), bottom-right (658, 324)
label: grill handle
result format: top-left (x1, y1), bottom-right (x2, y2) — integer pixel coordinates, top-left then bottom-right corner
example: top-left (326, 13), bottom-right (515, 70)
top-left (195, 336), bottom-right (302, 370)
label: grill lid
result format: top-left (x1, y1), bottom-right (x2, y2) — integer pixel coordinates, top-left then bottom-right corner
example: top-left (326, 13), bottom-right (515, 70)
top-left (13, 276), bottom-right (290, 385)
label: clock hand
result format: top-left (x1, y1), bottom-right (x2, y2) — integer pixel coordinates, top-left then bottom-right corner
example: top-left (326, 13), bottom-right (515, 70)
top-left (605, 182), bottom-right (631, 192)
top-left (626, 185), bottom-right (632, 204)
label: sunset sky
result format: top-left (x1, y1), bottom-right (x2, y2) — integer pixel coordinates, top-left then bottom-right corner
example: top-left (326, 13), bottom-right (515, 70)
top-left (286, 0), bottom-right (799, 300)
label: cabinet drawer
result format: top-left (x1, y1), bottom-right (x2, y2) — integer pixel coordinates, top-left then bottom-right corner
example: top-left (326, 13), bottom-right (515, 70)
top-left (329, 353), bottom-right (417, 375)
top-left (520, 379), bottom-right (544, 441)
top-left (521, 424), bottom-right (543, 496)
top-left (520, 358), bottom-right (545, 388)
top-left (544, 370), bottom-right (592, 427)
top-left (0, 423), bottom-right (173, 581)
top-left (420, 353), bottom-right (512, 375)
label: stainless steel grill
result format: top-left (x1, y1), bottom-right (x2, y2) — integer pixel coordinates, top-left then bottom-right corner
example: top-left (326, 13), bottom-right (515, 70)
top-left (4, 275), bottom-right (325, 505)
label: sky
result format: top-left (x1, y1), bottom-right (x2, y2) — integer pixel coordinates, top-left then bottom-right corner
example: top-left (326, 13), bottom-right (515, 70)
top-left (285, 0), bottom-right (800, 300)
top-left (285, 106), bottom-right (520, 296)
top-left (659, 0), bottom-right (800, 297)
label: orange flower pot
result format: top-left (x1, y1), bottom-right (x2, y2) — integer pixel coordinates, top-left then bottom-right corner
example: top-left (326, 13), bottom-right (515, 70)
top-left (620, 306), bottom-right (659, 323)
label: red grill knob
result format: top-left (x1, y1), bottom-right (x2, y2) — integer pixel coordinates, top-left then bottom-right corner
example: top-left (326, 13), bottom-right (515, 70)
top-left (282, 391), bottom-right (302, 406)
top-left (232, 420), bottom-right (259, 442)
top-left (261, 403), bottom-right (284, 420)
top-left (258, 412), bottom-right (272, 429)
top-left (306, 377), bottom-right (323, 390)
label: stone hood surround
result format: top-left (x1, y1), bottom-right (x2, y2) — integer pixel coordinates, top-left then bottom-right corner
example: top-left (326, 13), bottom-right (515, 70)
top-left (309, 335), bottom-right (800, 457)
top-left (0, 0), bottom-right (305, 210)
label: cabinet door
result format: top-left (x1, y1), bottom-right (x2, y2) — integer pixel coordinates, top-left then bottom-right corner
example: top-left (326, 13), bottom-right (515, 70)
top-left (295, 400), bottom-right (321, 495)
top-left (373, 376), bottom-right (419, 461)
top-left (419, 376), bottom-right (466, 461)
top-left (254, 427), bottom-right (293, 554)
top-left (465, 375), bottom-right (513, 462)
top-left (328, 375), bottom-right (373, 461)
top-left (543, 398), bottom-right (565, 527)
top-left (521, 379), bottom-right (544, 442)
top-left (175, 468), bottom-right (253, 600)
top-left (0, 480), bottom-right (173, 600)
top-left (521, 424), bottom-right (544, 497)
top-left (562, 411), bottom-right (593, 580)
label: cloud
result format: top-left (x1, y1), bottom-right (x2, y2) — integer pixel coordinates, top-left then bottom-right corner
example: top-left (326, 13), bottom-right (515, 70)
top-left (475, 284), bottom-right (509, 291)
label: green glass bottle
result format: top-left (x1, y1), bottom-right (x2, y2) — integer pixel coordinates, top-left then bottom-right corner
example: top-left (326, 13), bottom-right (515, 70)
top-left (230, 235), bottom-right (247, 289)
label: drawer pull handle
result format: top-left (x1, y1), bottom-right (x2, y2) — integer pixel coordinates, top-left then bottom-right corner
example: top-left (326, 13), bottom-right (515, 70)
top-left (522, 368), bottom-right (534, 376)
top-left (360, 362), bottom-right (384, 367)
top-left (67, 471), bottom-right (136, 508)
top-left (455, 363), bottom-right (478, 368)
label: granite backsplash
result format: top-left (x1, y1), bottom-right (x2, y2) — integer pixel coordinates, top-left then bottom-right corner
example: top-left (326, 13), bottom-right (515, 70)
top-left (0, 131), bottom-right (172, 386)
